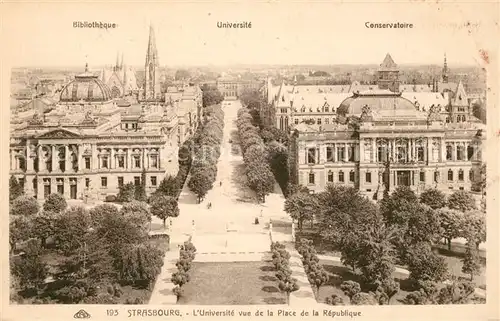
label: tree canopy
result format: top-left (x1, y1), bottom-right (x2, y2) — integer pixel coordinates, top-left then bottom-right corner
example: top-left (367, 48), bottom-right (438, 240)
top-left (11, 195), bottom-right (39, 216)
top-left (447, 191), bottom-right (477, 212)
top-left (9, 175), bottom-right (24, 202)
top-left (150, 194), bottom-right (179, 226)
top-left (43, 193), bottom-right (68, 213)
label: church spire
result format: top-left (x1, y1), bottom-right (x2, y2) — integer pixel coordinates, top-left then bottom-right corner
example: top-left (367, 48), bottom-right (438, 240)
top-left (146, 24), bottom-right (159, 66)
top-left (116, 52), bottom-right (120, 69)
top-left (144, 24), bottom-right (161, 99)
top-left (442, 53), bottom-right (449, 83)
top-left (120, 52), bottom-right (124, 69)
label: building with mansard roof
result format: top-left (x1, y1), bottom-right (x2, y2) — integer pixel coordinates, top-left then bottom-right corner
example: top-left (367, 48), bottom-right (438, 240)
top-left (262, 53), bottom-right (480, 133)
top-left (262, 54), bottom-right (486, 198)
top-left (9, 26), bottom-right (201, 202)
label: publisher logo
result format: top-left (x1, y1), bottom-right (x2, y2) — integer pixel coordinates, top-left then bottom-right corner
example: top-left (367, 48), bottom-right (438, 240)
top-left (74, 310), bottom-right (91, 319)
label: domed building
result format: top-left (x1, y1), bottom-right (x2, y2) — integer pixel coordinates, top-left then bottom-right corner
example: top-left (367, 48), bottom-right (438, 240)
top-left (280, 54), bottom-right (486, 199)
top-left (9, 63), bottom-right (181, 202)
top-left (61, 64), bottom-right (113, 102)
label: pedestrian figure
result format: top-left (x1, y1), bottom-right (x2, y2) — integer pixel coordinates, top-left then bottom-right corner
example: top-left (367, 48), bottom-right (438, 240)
top-left (220, 181), bottom-right (222, 187)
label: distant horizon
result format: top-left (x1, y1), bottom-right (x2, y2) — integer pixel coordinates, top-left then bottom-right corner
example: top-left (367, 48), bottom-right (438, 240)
top-left (11, 62), bottom-right (481, 71)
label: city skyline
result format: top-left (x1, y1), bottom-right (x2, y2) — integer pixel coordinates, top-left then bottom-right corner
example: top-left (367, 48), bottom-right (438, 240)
top-left (3, 2), bottom-right (497, 68)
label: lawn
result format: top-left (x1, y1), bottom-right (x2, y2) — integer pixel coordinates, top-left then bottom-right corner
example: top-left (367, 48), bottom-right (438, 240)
top-left (316, 259), bottom-right (411, 305)
top-left (316, 257), bottom-right (486, 305)
top-left (300, 228), bottom-right (487, 289)
top-left (178, 261), bottom-right (286, 305)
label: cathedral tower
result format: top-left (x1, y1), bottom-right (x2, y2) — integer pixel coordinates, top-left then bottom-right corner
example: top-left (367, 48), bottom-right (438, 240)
top-left (144, 25), bottom-right (161, 99)
top-left (377, 53), bottom-right (400, 92)
top-left (442, 53), bottom-right (449, 83)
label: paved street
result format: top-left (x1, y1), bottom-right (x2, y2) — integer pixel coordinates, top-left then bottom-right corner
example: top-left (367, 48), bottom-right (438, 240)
top-left (149, 100), bottom-right (302, 304)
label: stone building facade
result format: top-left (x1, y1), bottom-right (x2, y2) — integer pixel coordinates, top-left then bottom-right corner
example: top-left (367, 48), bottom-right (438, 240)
top-left (289, 92), bottom-right (485, 198)
top-left (9, 26), bottom-right (201, 201)
top-left (267, 54), bottom-right (487, 197)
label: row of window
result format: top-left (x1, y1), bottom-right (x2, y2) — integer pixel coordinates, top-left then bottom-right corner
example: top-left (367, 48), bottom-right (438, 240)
top-left (121, 123), bottom-right (138, 130)
top-left (306, 145), bottom-right (477, 164)
top-left (445, 115), bottom-right (467, 123)
top-left (307, 146), bottom-right (356, 164)
top-left (100, 176), bottom-right (158, 188)
top-left (294, 117), bottom-right (335, 125)
top-left (307, 169), bottom-right (475, 185)
top-left (308, 170), bottom-right (356, 185)
top-left (97, 155), bottom-right (158, 169)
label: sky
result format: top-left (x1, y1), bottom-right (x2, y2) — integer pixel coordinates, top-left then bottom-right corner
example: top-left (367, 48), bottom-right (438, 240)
top-left (2, 1), bottom-right (499, 68)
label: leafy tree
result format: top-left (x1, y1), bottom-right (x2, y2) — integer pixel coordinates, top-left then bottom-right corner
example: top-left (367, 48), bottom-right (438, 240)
top-left (11, 195), bottom-right (39, 216)
top-left (32, 211), bottom-right (58, 247)
top-left (117, 182), bottom-right (135, 202)
top-left (201, 85), bottom-right (224, 107)
top-left (325, 294), bottom-right (344, 306)
top-left (242, 136), bottom-right (264, 153)
top-left (55, 279), bottom-right (97, 303)
top-left (436, 208), bottom-right (464, 250)
top-left (154, 175), bottom-right (180, 198)
top-left (9, 175), bottom-right (24, 202)
top-left (278, 274), bottom-right (300, 305)
top-left (286, 183), bottom-right (310, 197)
top-left (436, 280), bottom-right (476, 304)
top-left (306, 263), bottom-right (329, 291)
top-left (357, 218), bottom-right (397, 287)
top-left (150, 195), bottom-right (179, 227)
top-left (447, 191), bottom-right (477, 212)
top-left (43, 193), bottom-right (67, 213)
top-left (260, 128), bottom-right (276, 143)
top-left (54, 206), bottom-right (92, 255)
top-left (10, 239), bottom-right (48, 292)
top-left (93, 204), bottom-right (149, 247)
top-left (246, 162), bottom-right (275, 202)
top-left (462, 210), bottom-right (486, 249)
top-left (172, 286), bottom-right (184, 301)
top-left (350, 292), bottom-right (378, 305)
top-left (284, 191), bottom-right (319, 231)
top-left (9, 215), bottom-right (33, 253)
top-left (380, 186), bottom-right (419, 226)
top-left (239, 88), bottom-right (263, 110)
top-left (316, 185), bottom-right (386, 272)
top-left (462, 245), bottom-right (482, 281)
top-left (89, 203), bottom-right (119, 225)
top-left (381, 187), bottom-right (440, 261)
top-left (403, 289), bottom-right (432, 305)
top-left (340, 281), bottom-right (361, 300)
top-left (82, 293), bottom-right (118, 304)
top-left (419, 188), bottom-right (447, 209)
top-left (134, 169), bottom-right (148, 202)
top-left (471, 163), bottom-right (486, 194)
top-left (407, 243), bottom-right (448, 284)
top-left (405, 203), bottom-right (441, 245)
top-left (243, 144), bottom-right (267, 164)
top-left (115, 243), bottom-right (164, 289)
top-left (266, 141), bottom-right (290, 192)
top-left (188, 171), bottom-right (213, 203)
top-left (377, 278), bottom-right (400, 304)
top-left (120, 201), bottom-right (151, 230)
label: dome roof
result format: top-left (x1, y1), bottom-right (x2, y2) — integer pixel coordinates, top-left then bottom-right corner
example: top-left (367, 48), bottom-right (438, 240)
top-left (338, 90), bottom-right (417, 115)
top-left (60, 64), bottom-right (112, 102)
